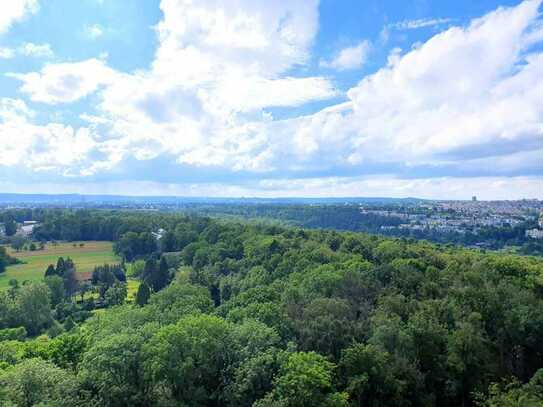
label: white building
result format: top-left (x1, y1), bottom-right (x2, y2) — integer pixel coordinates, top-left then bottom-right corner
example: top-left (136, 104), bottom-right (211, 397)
top-left (152, 228), bottom-right (166, 240)
top-left (17, 222), bottom-right (39, 237)
top-left (526, 228), bottom-right (543, 239)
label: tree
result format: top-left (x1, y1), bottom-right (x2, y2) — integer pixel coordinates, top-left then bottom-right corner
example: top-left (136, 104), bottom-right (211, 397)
top-left (79, 333), bottom-right (150, 406)
top-left (104, 282), bottom-right (127, 306)
top-left (160, 230), bottom-right (177, 252)
top-left (10, 235), bottom-right (26, 252)
top-left (0, 358), bottom-right (78, 406)
top-left (3, 217), bottom-right (17, 236)
top-left (142, 258), bottom-right (157, 288)
top-left (78, 281), bottom-right (91, 303)
top-left (0, 247), bottom-right (8, 274)
top-left (143, 314), bottom-right (234, 405)
top-left (48, 332), bottom-right (89, 371)
top-left (56, 257), bottom-right (66, 276)
top-left (476, 369), bottom-right (543, 406)
top-left (135, 282), bottom-right (151, 306)
top-left (156, 256), bottom-right (171, 291)
top-left (339, 343), bottom-right (407, 406)
top-left (447, 313), bottom-right (493, 406)
top-left (294, 297), bottom-right (358, 359)
top-left (16, 283), bottom-right (53, 336)
top-left (256, 351), bottom-right (348, 407)
top-left (45, 263), bottom-right (57, 277)
top-left (45, 275), bottom-right (66, 306)
top-left (63, 267), bottom-right (78, 298)
top-left (143, 257), bottom-right (171, 292)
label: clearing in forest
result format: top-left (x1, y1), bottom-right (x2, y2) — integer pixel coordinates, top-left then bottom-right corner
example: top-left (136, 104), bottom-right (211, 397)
top-left (0, 241), bottom-right (118, 289)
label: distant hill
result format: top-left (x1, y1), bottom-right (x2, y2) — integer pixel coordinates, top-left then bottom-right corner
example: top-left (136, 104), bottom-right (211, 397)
top-left (0, 193), bottom-right (427, 206)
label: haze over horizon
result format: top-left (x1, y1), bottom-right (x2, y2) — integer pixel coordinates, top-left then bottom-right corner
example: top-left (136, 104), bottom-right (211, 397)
top-left (1, 0), bottom-right (543, 200)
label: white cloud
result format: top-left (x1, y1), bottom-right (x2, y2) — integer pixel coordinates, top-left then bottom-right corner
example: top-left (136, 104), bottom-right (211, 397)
top-left (283, 0), bottom-right (543, 172)
top-left (8, 58), bottom-right (117, 104)
top-left (390, 17), bottom-right (453, 30)
top-left (0, 98), bottom-right (102, 173)
top-left (0, 47), bottom-right (15, 59)
top-left (2, 0), bottom-right (543, 198)
top-left (90, 0), bottom-right (336, 169)
top-left (84, 24), bottom-right (103, 39)
top-left (320, 41), bottom-right (371, 70)
top-left (18, 42), bottom-right (53, 58)
top-left (0, 0), bottom-right (38, 34)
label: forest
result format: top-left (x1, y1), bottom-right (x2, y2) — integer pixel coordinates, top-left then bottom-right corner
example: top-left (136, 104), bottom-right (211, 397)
top-left (0, 208), bottom-right (543, 406)
top-left (176, 204), bottom-right (543, 255)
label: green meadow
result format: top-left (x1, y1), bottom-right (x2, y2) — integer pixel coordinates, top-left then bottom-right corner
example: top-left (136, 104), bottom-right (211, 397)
top-left (0, 241), bottom-right (119, 289)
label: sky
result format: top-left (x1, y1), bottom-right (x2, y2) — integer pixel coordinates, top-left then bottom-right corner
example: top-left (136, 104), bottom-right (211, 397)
top-left (0, 0), bottom-right (542, 200)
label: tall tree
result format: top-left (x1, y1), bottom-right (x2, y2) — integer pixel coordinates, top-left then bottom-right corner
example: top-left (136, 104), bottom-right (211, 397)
top-left (135, 282), bottom-right (151, 307)
top-left (45, 264), bottom-right (57, 278)
top-left (4, 218), bottom-right (17, 236)
top-left (155, 256), bottom-right (171, 292)
top-left (56, 257), bottom-right (66, 276)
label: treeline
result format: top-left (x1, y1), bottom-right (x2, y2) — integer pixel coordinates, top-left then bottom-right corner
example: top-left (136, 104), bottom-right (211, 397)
top-left (2, 206), bottom-right (540, 255)
top-left (0, 258), bottom-right (129, 338)
top-left (1, 211), bottom-right (543, 405)
top-left (0, 246), bottom-right (18, 273)
top-left (184, 204), bottom-right (543, 255)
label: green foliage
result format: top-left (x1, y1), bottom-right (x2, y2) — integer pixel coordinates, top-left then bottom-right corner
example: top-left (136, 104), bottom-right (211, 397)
top-left (135, 281), bottom-right (151, 306)
top-left (256, 351), bottom-right (348, 407)
top-left (0, 358), bottom-right (78, 406)
top-left (3, 217), bottom-right (17, 237)
top-left (476, 370), bottom-right (543, 406)
top-left (143, 314), bottom-right (233, 405)
top-left (104, 282), bottom-right (127, 307)
top-left (44, 275), bottom-right (65, 307)
top-left (80, 332), bottom-right (150, 405)
top-left (0, 327), bottom-right (26, 342)
top-left (1, 209), bottom-right (543, 406)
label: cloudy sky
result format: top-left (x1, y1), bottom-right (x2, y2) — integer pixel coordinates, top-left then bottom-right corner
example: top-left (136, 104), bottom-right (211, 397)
top-left (0, 0), bottom-right (542, 199)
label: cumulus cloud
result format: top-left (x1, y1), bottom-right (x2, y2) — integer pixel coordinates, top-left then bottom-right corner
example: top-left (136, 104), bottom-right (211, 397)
top-left (18, 42), bottom-right (53, 57)
top-left (0, 98), bottom-right (105, 174)
top-left (284, 0), bottom-right (543, 174)
top-left (84, 24), bottom-right (104, 39)
top-left (89, 0), bottom-right (336, 169)
top-left (0, 47), bottom-right (15, 59)
top-left (8, 58), bottom-right (117, 104)
top-left (320, 41), bottom-right (371, 70)
top-left (0, 0), bottom-right (38, 34)
top-left (2, 0), bottom-right (543, 198)
top-left (0, 43), bottom-right (53, 59)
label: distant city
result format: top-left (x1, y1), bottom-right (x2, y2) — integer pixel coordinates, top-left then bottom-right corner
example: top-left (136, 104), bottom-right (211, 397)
top-left (366, 198), bottom-right (543, 241)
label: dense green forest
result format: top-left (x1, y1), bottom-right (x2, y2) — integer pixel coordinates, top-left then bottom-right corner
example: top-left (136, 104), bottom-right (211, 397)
top-left (178, 204), bottom-right (543, 255)
top-left (1, 209), bottom-right (543, 405)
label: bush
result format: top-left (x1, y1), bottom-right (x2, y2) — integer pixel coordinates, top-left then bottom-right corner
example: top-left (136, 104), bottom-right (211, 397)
top-left (0, 327), bottom-right (27, 341)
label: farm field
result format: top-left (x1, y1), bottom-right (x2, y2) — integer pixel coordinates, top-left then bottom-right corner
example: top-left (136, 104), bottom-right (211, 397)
top-left (0, 241), bottom-right (118, 289)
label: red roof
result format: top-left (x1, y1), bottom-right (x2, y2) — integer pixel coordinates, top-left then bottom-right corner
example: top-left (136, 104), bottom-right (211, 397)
top-left (75, 272), bottom-right (93, 282)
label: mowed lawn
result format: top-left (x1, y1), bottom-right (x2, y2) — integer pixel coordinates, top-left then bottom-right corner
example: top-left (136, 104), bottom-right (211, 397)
top-left (0, 241), bottom-right (119, 289)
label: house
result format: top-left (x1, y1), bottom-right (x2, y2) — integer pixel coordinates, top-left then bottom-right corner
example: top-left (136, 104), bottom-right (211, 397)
top-left (152, 228), bottom-right (166, 240)
top-left (17, 221), bottom-right (40, 237)
top-left (526, 229), bottom-right (543, 239)
top-left (75, 272), bottom-right (93, 283)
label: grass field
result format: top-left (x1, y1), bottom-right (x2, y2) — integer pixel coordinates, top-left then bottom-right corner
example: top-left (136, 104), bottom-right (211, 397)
top-left (0, 241), bottom-right (119, 289)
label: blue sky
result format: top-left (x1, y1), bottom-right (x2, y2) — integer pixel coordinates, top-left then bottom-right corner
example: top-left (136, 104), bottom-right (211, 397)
top-left (0, 0), bottom-right (542, 199)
